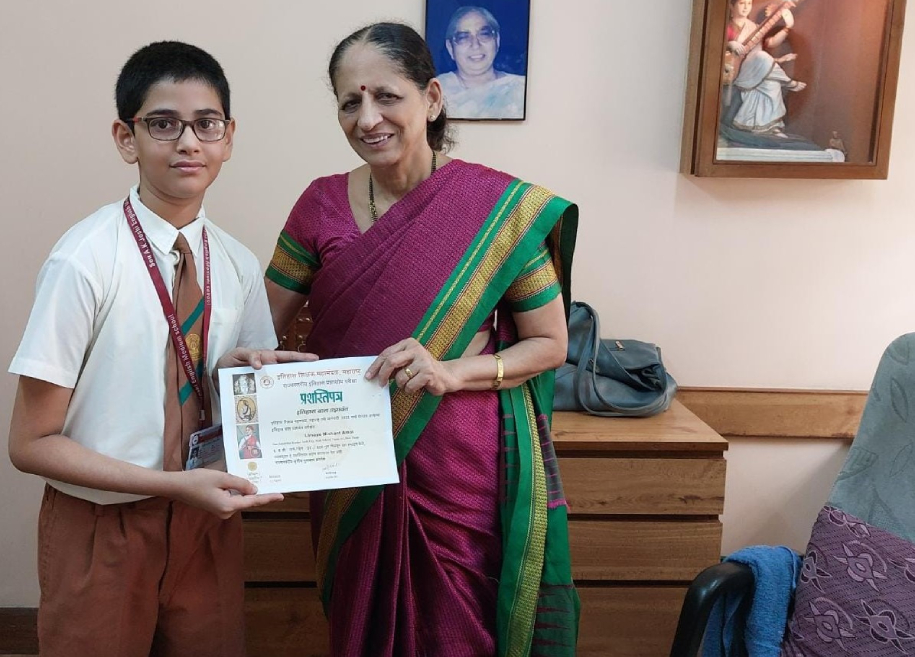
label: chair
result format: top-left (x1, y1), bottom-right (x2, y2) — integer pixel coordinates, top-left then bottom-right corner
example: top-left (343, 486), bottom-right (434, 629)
top-left (669, 333), bottom-right (915, 656)
top-left (669, 561), bottom-right (754, 656)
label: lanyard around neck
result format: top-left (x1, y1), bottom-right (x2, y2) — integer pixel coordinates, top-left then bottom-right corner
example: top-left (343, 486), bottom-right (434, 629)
top-left (123, 198), bottom-right (211, 413)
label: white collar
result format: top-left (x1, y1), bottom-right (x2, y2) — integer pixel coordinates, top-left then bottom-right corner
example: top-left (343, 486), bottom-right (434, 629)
top-left (127, 186), bottom-right (208, 255)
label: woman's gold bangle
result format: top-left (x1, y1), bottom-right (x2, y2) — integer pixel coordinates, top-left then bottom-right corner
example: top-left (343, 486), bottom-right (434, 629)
top-left (492, 353), bottom-right (504, 390)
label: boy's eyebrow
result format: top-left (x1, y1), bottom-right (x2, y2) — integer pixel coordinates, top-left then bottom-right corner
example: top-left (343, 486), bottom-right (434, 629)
top-left (141, 108), bottom-right (226, 118)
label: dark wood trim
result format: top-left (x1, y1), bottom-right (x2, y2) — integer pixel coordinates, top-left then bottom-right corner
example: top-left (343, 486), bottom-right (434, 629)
top-left (678, 387), bottom-right (867, 439)
top-left (0, 608), bottom-right (37, 654)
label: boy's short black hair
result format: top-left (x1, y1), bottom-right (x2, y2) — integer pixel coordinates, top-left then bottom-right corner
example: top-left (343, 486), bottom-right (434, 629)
top-left (115, 41), bottom-right (230, 123)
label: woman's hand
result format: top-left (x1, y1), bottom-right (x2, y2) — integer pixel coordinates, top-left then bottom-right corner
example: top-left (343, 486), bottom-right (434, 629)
top-left (364, 338), bottom-right (455, 396)
top-left (727, 41), bottom-right (748, 56)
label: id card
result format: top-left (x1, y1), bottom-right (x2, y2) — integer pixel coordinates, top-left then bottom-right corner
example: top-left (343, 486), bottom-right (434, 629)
top-left (186, 424), bottom-right (225, 470)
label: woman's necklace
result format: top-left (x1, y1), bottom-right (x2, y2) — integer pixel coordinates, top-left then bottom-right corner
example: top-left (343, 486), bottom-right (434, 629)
top-left (369, 152), bottom-right (438, 223)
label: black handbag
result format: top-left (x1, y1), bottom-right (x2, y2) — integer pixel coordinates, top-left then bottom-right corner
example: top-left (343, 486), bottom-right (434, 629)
top-left (554, 301), bottom-right (677, 417)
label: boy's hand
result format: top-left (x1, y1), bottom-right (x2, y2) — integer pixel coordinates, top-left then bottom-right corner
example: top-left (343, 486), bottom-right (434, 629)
top-left (170, 468), bottom-right (284, 518)
top-left (216, 348), bottom-right (318, 370)
top-left (213, 348), bottom-right (319, 390)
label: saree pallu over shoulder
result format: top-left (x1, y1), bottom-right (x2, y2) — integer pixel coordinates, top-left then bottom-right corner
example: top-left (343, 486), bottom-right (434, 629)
top-left (274, 161), bottom-right (579, 656)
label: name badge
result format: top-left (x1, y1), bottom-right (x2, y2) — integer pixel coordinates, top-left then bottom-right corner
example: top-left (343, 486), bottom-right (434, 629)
top-left (186, 424), bottom-right (225, 470)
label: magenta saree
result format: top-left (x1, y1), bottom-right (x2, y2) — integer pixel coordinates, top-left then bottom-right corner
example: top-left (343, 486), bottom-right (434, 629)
top-left (267, 160), bottom-right (579, 656)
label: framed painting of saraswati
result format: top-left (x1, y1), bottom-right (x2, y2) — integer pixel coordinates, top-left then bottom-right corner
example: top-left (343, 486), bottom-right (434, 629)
top-left (681, 0), bottom-right (906, 179)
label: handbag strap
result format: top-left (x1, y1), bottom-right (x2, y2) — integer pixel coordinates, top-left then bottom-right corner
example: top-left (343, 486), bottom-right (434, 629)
top-left (569, 301), bottom-right (665, 416)
top-left (570, 302), bottom-right (628, 415)
top-left (578, 302), bottom-right (646, 384)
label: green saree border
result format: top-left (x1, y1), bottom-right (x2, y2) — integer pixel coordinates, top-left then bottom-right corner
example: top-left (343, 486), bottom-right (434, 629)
top-left (265, 230), bottom-right (320, 294)
top-left (498, 382), bottom-right (549, 655)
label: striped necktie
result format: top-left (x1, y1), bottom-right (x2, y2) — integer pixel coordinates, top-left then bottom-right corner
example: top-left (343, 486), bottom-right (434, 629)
top-left (163, 233), bottom-right (209, 471)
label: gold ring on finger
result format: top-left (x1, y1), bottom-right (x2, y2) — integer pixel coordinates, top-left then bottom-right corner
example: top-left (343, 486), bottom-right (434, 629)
top-left (404, 367), bottom-right (415, 379)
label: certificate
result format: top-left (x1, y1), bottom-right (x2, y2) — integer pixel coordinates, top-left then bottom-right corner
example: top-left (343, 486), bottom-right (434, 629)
top-left (218, 356), bottom-right (398, 494)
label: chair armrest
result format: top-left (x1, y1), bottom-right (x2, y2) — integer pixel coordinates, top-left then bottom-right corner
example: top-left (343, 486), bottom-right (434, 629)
top-left (669, 561), bottom-right (755, 657)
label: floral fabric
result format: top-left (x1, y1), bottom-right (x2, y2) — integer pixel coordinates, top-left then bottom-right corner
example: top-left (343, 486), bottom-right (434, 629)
top-left (781, 505), bottom-right (915, 656)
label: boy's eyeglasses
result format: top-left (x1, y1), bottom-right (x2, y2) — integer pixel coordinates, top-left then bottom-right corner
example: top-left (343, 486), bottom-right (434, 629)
top-left (451, 27), bottom-right (497, 47)
top-left (129, 116), bottom-right (229, 142)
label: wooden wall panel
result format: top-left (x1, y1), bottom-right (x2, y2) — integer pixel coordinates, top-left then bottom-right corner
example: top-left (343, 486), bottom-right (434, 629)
top-left (678, 388), bottom-right (866, 439)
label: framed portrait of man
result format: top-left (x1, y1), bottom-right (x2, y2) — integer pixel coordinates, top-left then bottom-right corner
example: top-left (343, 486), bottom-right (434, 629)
top-left (682, 0), bottom-right (906, 179)
top-left (425, 0), bottom-right (531, 121)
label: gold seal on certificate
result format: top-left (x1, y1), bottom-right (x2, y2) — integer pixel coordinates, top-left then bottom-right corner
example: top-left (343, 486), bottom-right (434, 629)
top-left (218, 356), bottom-right (398, 494)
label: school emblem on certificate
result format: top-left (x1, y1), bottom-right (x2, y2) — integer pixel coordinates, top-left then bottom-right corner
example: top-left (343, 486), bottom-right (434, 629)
top-left (217, 356), bottom-right (398, 494)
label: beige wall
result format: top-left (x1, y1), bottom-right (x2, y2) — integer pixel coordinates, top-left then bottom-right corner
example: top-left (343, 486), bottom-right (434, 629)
top-left (2, 1), bottom-right (914, 605)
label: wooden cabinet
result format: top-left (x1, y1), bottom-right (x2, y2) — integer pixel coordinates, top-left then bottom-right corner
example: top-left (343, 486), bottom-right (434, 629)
top-left (243, 400), bottom-right (727, 656)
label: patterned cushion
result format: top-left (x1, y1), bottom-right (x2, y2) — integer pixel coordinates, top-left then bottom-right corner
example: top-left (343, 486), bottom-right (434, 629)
top-left (780, 506), bottom-right (915, 656)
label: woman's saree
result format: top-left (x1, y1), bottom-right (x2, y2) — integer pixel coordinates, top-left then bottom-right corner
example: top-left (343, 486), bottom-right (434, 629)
top-left (267, 160), bottom-right (580, 656)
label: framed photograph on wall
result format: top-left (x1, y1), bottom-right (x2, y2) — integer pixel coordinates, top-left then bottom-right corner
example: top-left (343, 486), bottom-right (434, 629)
top-left (681, 0), bottom-right (906, 179)
top-left (425, 0), bottom-right (530, 121)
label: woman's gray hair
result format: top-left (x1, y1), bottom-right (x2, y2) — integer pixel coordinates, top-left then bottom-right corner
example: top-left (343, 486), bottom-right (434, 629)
top-left (445, 6), bottom-right (500, 41)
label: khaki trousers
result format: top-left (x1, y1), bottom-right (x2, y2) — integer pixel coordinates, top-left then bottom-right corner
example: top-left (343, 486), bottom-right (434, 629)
top-left (37, 485), bottom-right (246, 657)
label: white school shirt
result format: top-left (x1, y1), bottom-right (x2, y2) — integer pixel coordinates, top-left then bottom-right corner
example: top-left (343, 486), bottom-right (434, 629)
top-left (9, 187), bottom-right (277, 504)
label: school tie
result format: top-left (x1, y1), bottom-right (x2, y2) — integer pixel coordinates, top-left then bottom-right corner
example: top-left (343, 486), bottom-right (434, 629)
top-left (163, 233), bottom-right (209, 471)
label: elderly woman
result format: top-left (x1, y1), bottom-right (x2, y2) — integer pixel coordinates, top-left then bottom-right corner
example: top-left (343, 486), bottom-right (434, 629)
top-left (265, 22), bottom-right (579, 656)
top-left (437, 6), bottom-right (526, 119)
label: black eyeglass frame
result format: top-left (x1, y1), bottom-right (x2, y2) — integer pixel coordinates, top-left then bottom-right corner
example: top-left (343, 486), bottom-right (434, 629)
top-left (128, 116), bottom-right (231, 142)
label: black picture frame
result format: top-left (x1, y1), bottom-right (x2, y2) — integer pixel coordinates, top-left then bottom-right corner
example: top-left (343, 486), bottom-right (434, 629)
top-left (425, 0), bottom-right (531, 121)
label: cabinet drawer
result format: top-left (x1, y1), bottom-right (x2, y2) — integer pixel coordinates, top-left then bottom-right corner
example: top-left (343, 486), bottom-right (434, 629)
top-left (244, 520), bottom-right (315, 582)
top-left (577, 586), bottom-right (686, 656)
top-left (259, 492), bottom-right (311, 513)
top-left (560, 457), bottom-right (725, 515)
top-left (251, 455), bottom-right (726, 517)
top-left (569, 519), bottom-right (722, 581)
top-left (244, 518), bottom-right (722, 583)
top-left (243, 586), bottom-right (688, 657)
top-left (245, 588), bottom-right (328, 657)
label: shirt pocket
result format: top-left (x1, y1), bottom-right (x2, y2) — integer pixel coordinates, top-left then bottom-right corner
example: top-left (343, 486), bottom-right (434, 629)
top-left (207, 305), bottom-right (244, 366)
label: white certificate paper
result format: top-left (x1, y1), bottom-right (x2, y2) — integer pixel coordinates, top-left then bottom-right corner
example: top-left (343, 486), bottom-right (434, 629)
top-left (218, 356), bottom-right (398, 494)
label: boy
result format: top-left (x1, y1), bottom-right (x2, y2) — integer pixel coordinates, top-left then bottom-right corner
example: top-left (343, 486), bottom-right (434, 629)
top-left (8, 41), bottom-right (310, 657)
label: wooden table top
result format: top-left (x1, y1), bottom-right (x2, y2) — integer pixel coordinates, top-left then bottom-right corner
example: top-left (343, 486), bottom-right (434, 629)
top-left (552, 400), bottom-right (727, 454)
